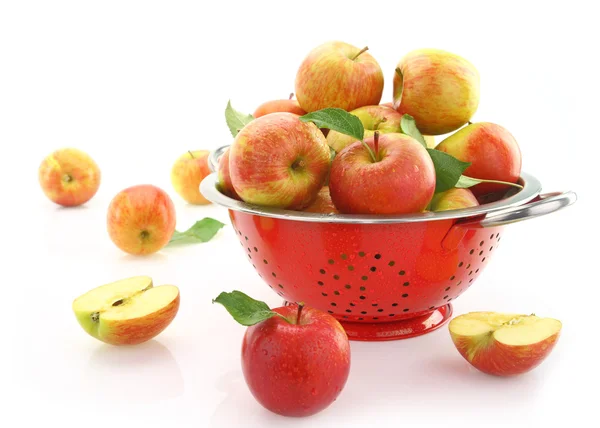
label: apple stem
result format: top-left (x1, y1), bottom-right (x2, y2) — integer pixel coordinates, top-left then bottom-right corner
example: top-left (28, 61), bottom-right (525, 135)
top-left (296, 302), bottom-right (304, 324)
top-left (62, 174), bottom-right (72, 183)
top-left (360, 139), bottom-right (378, 163)
top-left (352, 46), bottom-right (369, 61)
top-left (471, 176), bottom-right (524, 190)
top-left (373, 131), bottom-right (380, 162)
top-left (188, 150), bottom-right (195, 159)
top-left (289, 93), bottom-right (294, 100)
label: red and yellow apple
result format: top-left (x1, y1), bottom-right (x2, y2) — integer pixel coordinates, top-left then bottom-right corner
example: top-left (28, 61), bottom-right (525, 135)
top-left (170, 150), bottom-right (211, 205)
top-left (327, 105), bottom-right (403, 153)
top-left (449, 311), bottom-right (562, 376)
top-left (253, 94), bottom-right (307, 118)
top-left (435, 122), bottom-right (522, 196)
top-left (38, 148), bottom-right (101, 207)
top-left (303, 186), bottom-right (339, 214)
top-left (429, 188), bottom-right (479, 212)
top-left (217, 147), bottom-right (240, 200)
top-left (295, 41), bottom-right (384, 112)
top-left (241, 303), bottom-right (350, 417)
top-left (229, 112), bottom-right (330, 210)
top-left (72, 276), bottom-right (180, 345)
top-left (329, 133), bottom-right (436, 214)
top-left (107, 184), bottom-right (176, 255)
top-left (393, 48), bottom-right (480, 135)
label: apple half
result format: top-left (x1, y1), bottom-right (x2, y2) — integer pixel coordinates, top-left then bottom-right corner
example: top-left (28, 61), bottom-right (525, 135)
top-left (72, 276), bottom-right (180, 345)
top-left (448, 311), bottom-right (562, 376)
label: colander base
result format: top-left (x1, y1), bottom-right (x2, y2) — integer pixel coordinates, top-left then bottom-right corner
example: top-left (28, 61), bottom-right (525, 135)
top-left (338, 304), bottom-right (453, 341)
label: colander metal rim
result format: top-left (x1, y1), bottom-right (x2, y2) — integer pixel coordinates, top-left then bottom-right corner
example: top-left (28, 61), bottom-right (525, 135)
top-left (200, 171), bottom-right (542, 224)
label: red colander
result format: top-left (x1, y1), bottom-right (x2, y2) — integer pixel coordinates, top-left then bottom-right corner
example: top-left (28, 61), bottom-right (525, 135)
top-left (202, 146), bottom-right (577, 341)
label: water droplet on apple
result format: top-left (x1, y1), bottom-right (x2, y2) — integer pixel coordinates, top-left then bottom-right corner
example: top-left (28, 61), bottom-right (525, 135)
top-left (262, 349), bottom-right (268, 356)
top-left (311, 388), bottom-right (317, 396)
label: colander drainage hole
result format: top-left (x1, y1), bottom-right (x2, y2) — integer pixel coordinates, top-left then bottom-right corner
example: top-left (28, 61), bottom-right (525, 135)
top-left (480, 240), bottom-right (484, 246)
top-left (254, 247), bottom-right (258, 252)
top-left (402, 293), bottom-right (408, 298)
top-left (399, 270), bottom-right (406, 275)
top-left (389, 314), bottom-right (395, 317)
top-left (278, 284), bottom-right (284, 288)
top-left (361, 276), bottom-right (368, 281)
top-left (450, 275), bottom-right (455, 280)
top-left (247, 247), bottom-right (251, 253)
top-left (403, 282), bottom-right (410, 286)
top-left (345, 284), bottom-right (351, 289)
top-left (341, 254), bottom-right (348, 260)
top-left (392, 303), bottom-right (398, 307)
top-left (373, 317), bottom-right (379, 320)
top-left (377, 309), bottom-right (383, 312)
top-left (375, 254), bottom-right (381, 259)
top-left (361, 311), bottom-right (367, 314)
top-left (466, 264), bottom-right (471, 269)
top-left (490, 246), bottom-right (494, 251)
top-left (496, 233), bottom-right (500, 239)
top-left (328, 310), bottom-right (333, 314)
top-left (334, 291), bottom-right (340, 296)
top-left (458, 262), bottom-right (464, 267)
top-left (443, 295), bottom-right (449, 299)
top-left (322, 292), bottom-right (327, 296)
top-left (445, 287), bottom-right (450, 291)
top-left (388, 261), bottom-right (395, 266)
top-left (330, 302), bottom-right (337, 306)
top-left (479, 250), bottom-right (483, 256)
top-left (476, 269), bottom-right (479, 273)
top-left (318, 281), bottom-right (324, 286)
top-left (429, 306), bottom-right (435, 310)
top-left (469, 249), bottom-right (474, 255)
top-left (359, 295), bottom-right (366, 300)
top-left (403, 309), bottom-right (409, 312)
top-left (482, 257), bottom-right (486, 262)
top-left (346, 310), bottom-right (352, 313)
top-left (370, 266), bottom-right (377, 272)
top-left (245, 236), bottom-right (248, 241)
top-left (319, 269), bottom-right (326, 274)
top-left (328, 259), bottom-right (335, 264)
top-left (350, 303), bottom-right (355, 307)
top-left (372, 303), bottom-right (378, 307)
top-left (263, 259), bottom-right (268, 264)
top-left (348, 265), bottom-right (354, 271)
top-left (272, 272), bottom-right (276, 277)
top-left (358, 251), bottom-right (365, 257)
top-left (360, 286), bottom-right (366, 291)
top-left (333, 275), bottom-right (340, 280)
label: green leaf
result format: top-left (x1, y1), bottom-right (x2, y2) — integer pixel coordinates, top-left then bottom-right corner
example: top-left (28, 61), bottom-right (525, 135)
top-left (225, 100), bottom-right (254, 137)
top-left (455, 175), bottom-right (524, 190)
top-left (212, 290), bottom-right (282, 326)
top-left (400, 114), bottom-right (427, 147)
top-left (168, 217), bottom-right (225, 245)
top-left (427, 149), bottom-right (472, 193)
top-left (300, 108), bottom-right (364, 142)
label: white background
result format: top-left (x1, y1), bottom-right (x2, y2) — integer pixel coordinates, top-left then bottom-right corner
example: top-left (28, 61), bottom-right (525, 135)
top-left (1, 1), bottom-right (597, 427)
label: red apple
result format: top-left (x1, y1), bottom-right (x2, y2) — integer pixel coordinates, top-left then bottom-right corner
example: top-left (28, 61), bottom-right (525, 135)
top-left (229, 112), bottom-right (331, 210)
top-left (435, 122), bottom-right (522, 196)
top-left (429, 188), bottom-right (479, 212)
top-left (253, 94), bottom-right (307, 118)
top-left (107, 184), bottom-right (176, 255)
top-left (170, 150), bottom-right (212, 205)
top-left (329, 133), bottom-right (436, 214)
top-left (449, 311), bottom-right (562, 376)
top-left (38, 148), bottom-right (101, 207)
top-left (393, 48), bottom-right (480, 135)
top-left (303, 186), bottom-right (339, 214)
top-left (242, 304), bottom-right (350, 417)
top-left (217, 148), bottom-right (240, 200)
top-left (295, 41), bottom-right (384, 112)
top-left (327, 105), bottom-right (403, 153)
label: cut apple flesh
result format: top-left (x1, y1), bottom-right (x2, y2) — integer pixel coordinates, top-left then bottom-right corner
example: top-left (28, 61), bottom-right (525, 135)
top-left (72, 276), bottom-right (180, 345)
top-left (449, 312), bottom-right (562, 346)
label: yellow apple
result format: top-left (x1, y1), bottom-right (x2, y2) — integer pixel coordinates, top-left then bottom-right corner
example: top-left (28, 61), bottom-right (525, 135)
top-left (170, 150), bottom-right (212, 205)
top-left (72, 276), bottom-right (180, 345)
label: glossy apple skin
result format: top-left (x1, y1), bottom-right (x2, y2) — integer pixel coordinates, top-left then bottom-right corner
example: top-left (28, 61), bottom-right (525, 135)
top-left (229, 112), bottom-right (331, 210)
top-left (429, 188), bottom-right (479, 212)
top-left (327, 105), bottom-right (402, 153)
top-left (217, 148), bottom-right (240, 200)
top-left (295, 41), bottom-right (384, 112)
top-left (303, 186), bottom-right (339, 214)
top-left (393, 49), bottom-right (480, 135)
top-left (38, 148), bottom-right (101, 207)
top-left (107, 185), bottom-right (176, 255)
top-left (253, 99), bottom-right (307, 118)
top-left (170, 150), bottom-right (211, 205)
top-left (435, 122), bottom-right (522, 196)
top-left (450, 331), bottom-right (560, 376)
top-left (329, 133), bottom-right (436, 214)
top-left (241, 305), bottom-right (351, 417)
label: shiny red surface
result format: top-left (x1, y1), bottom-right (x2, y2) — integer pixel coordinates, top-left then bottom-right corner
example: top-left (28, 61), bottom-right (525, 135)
top-left (230, 210), bottom-right (504, 340)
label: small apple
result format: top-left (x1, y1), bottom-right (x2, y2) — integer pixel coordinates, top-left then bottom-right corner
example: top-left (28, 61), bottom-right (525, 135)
top-left (393, 48), bottom-right (480, 135)
top-left (303, 186), bottom-right (339, 214)
top-left (449, 311), bottom-right (562, 376)
top-left (428, 188), bottom-right (479, 212)
top-left (253, 94), bottom-right (307, 118)
top-left (107, 184), bottom-right (176, 255)
top-left (229, 112), bottom-right (330, 210)
top-left (73, 276), bottom-right (180, 345)
top-left (295, 41), bottom-right (384, 112)
top-left (38, 148), bottom-right (101, 207)
top-left (329, 132), bottom-right (436, 214)
top-left (170, 150), bottom-right (212, 205)
top-left (327, 105), bottom-right (402, 153)
top-left (213, 291), bottom-right (350, 417)
top-left (435, 122), bottom-right (522, 196)
top-left (217, 147), bottom-right (240, 200)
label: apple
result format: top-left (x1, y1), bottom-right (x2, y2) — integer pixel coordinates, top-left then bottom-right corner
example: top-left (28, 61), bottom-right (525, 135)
top-left (38, 148), bottom-right (101, 207)
top-left (253, 94), bottom-right (307, 118)
top-left (393, 48), bottom-right (480, 135)
top-left (107, 184), bottom-right (176, 255)
top-left (303, 186), bottom-right (339, 214)
top-left (435, 122), bottom-right (522, 196)
top-left (448, 312), bottom-right (562, 376)
top-left (329, 132), bottom-right (436, 214)
top-left (295, 41), bottom-right (384, 112)
top-left (424, 135), bottom-right (436, 149)
top-left (170, 150), bottom-right (212, 205)
top-left (229, 112), bottom-right (330, 210)
top-left (327, 105), bottom-right (403, 153)
top-left (217, 147), bottom-right (240, 200)
top-left (73, 276), bottom-right (180, 345)
top-left (428, 188), bottom-right (479, 212)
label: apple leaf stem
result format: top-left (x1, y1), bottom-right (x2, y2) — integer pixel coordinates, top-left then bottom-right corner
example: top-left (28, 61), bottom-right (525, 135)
top-left (455, 175), bottom-right (524, 190)
top-left (213, 290), bottom-right (289, 326)
top-left (351, 46), bottom-right (369, 61)
top-left (188, 151), bottom-right (195, 159)
top-left (289, 92), bottom-right (294, 100)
